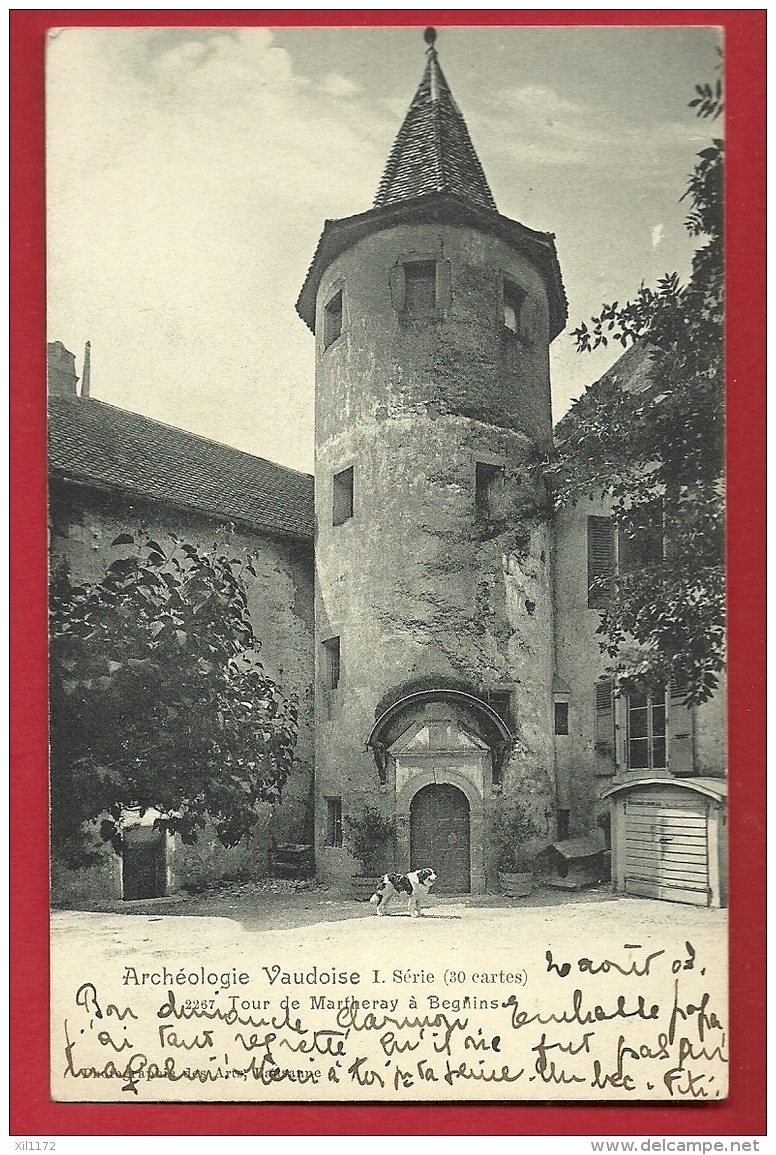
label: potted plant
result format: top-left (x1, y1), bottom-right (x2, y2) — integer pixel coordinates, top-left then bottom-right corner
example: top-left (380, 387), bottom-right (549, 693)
top-left (344, 805), bottom-right (395, 900)
top-left (492, 800), bottom-right (540, 898)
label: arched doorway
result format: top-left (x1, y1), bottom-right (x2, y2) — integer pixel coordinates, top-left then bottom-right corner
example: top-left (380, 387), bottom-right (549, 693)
top-left (410, 783), bottom-right (471, 893)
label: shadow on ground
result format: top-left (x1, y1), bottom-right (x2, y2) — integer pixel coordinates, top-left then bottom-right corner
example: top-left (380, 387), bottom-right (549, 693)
top-left (52, 878), bottom-right (619, 933)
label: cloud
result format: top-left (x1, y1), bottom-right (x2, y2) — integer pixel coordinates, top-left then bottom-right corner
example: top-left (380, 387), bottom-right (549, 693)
top-left (321, 72), bottom-right (361, 98)
top-left (652, 224), bottom-right (664, 248)
top-left (45, 27), bottom-right (397, 470)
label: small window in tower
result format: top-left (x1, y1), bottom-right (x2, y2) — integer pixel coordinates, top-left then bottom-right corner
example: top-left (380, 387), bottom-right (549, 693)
top-left (332, 466), bottom-right (354, 526)
top-left (503, 279), bottom-right (526, 336)
top-left (554, 701), bottom-right (569, 735)
top-left (475, 461), bottom-right (505, 521)
top-left (325, 797), bottom-right (343, 848)
top-left (404, 260), bottom-right (437, 315)
top-left (557, 809), bottom-right (570, 842)
top-left (322, 636), bottom-right (341, 691)
top-left (486, 689), bottom-right (512, 728)
top-left (323, 289), bottom-right (343, 350)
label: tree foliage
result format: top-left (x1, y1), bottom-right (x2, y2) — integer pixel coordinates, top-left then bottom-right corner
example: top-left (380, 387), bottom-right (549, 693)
top-left (50, 536), bottom-right (299, 867)
top-left (551, 81), bottom-right (724, 704)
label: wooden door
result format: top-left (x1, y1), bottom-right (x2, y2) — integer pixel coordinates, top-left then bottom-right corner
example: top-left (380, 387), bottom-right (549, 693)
top-left (410, 783), bottom-right (470, 893)
top-left (622, 793), bottom-right (710, 906)
top-left (123, 826), bottom-right (166, 900)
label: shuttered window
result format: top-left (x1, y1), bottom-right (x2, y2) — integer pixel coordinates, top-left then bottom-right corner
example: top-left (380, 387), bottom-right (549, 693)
top-left (594, 679), bottom-right (615, 776)
top-left (668, 681), bottom-right (695, 775)
top-left (587, 516), bottom-right (616, 608)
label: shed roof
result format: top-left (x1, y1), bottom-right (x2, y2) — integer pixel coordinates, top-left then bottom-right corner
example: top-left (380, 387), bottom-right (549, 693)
top-left (48, 395), bottom-right (314, 541)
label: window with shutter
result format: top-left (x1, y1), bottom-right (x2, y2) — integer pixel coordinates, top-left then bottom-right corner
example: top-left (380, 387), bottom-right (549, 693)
top-left (594, 680), bottom-right (615, 776)
top-left (668, 682), bottom-right (695, 775)
top-left (389, 254), bottom-right (451, 318)
top-left (587, 516), bottom-right (616, 608)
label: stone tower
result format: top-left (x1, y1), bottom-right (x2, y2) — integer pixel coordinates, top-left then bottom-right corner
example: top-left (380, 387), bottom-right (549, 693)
top-left (297, 30), bottom-right (567, 893)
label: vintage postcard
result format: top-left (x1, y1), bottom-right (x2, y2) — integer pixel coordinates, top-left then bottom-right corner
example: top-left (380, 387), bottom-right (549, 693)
top-left (43, 22), bottom-right (735, 1106)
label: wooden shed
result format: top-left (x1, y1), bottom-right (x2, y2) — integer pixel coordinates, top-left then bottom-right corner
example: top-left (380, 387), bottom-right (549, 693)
top-left (603, 778), bottom-right (727, 908)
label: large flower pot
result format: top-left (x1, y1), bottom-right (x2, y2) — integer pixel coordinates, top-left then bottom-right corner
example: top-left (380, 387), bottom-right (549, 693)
top-left (351, 876), bottom-right (382, 902)
top-left (499, 871), bottom-right (534, 898)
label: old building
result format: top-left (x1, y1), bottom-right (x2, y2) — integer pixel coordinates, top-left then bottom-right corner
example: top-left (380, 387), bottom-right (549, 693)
top-left (49, 32), bottom-right (726, 906)
top-left (48, 341), bottom-right (315, 905)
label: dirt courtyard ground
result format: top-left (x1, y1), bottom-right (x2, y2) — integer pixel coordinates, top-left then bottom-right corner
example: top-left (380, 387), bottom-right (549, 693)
top-left (51, 878), bottom-right (727, 960)
top-left (53, 876), bottom-right (630, 932)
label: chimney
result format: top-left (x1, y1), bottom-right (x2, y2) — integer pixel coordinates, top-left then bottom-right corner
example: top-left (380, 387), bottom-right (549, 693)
top-left (47, 341), bottom-right (79, 397)
top-left (81, 340), bottom-right (91, 398)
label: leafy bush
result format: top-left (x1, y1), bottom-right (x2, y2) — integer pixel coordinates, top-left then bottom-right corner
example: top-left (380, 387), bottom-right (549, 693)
top-left (492, 800), bottom-right (541, 873)
top-left (344, 805), bottom-right (395, 874)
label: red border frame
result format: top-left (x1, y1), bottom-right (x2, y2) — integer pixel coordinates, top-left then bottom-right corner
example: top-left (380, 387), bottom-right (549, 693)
top-left (10, 9), bottom-right (766, 1136)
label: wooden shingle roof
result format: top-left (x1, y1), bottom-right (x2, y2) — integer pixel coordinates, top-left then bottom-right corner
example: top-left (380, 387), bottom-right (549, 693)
top-left (48, 395), bottom-right (314, 541)
top-left (374, 35), bottom-right (496, 212)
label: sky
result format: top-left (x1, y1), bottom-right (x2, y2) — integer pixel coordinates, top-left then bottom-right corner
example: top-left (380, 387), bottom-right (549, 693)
top-left (46, 24), bottom-right (721, 474)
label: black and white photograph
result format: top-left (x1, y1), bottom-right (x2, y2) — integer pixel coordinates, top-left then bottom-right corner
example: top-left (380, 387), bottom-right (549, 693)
top-left (46, 23), bottom-right (728, 1102)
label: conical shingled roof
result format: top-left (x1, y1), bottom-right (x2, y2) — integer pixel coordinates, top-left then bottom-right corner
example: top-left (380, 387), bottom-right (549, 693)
top-left (374, 31), bottom-right (496, 212)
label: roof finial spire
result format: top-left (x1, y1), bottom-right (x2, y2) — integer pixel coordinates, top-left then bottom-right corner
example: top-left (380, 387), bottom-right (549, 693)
top-left (424, 27), bottom-right (439, 101)
top-left (372, 25), bottom-right (497, 212)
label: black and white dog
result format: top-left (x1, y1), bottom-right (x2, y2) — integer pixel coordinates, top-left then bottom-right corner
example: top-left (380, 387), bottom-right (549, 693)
top-left (369, 869), bottom-right (437, 917)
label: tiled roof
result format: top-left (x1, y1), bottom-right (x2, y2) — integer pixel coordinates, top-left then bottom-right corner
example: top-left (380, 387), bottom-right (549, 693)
top-left (48, 395), bottom-right (314, 541)
top-left (554, 343), bottom-right (657, 441)
top-left (374, 42), bottom-right (496, 212)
